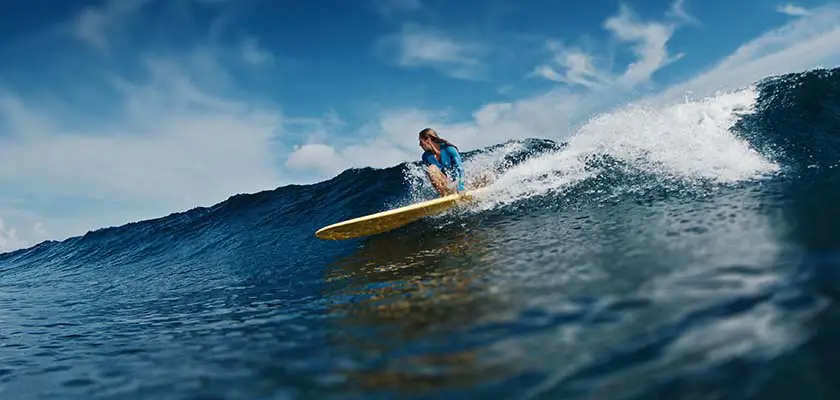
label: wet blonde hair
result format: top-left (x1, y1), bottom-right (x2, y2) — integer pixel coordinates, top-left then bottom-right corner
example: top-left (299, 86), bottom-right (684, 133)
top-left (418, 128), bottom-right (458, 150)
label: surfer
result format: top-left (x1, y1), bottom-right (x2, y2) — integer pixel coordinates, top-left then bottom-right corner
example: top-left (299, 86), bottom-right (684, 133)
top-left (418, 128), bottom-right (467, 197)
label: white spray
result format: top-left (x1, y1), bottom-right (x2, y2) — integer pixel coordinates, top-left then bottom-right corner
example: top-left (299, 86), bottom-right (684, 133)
top-left (465, 88), bottom-right (780, 210)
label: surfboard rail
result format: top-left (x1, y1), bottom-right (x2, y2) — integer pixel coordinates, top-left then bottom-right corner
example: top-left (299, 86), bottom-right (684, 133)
top-left (314, 191), bottom-right (475, 240)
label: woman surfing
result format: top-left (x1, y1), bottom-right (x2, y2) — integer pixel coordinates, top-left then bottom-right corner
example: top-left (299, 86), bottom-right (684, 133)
top-left (314, 128), bottom-right (492, 240)
top-left (418, 128), bottom-right (492, 197)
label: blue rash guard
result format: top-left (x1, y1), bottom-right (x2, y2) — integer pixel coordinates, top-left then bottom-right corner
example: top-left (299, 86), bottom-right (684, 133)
top-left (421, 144), bottom-right (466, 191)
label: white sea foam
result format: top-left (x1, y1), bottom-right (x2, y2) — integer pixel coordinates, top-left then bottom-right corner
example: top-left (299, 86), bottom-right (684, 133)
top-left (466, 87), bottom-right (779, 210)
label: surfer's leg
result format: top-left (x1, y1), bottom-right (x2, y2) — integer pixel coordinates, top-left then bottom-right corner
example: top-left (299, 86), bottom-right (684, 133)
top-left (426, 165), bottom-right (456, 196)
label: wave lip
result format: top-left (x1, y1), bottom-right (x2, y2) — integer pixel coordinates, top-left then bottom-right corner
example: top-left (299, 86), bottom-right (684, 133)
top-left (460, 85), bottom-right (780, 214)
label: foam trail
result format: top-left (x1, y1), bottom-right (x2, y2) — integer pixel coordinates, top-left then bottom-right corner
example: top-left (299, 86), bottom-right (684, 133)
top-left (473, 88), bottom-right (779, 209)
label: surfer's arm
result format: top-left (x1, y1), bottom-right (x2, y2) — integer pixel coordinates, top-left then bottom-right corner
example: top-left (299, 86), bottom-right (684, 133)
top-left (446, 147), bottom-right (466, 192)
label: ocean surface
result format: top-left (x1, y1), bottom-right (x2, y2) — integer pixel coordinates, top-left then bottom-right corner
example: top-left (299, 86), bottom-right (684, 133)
top-left (2, 67), bottom-right (840, 400)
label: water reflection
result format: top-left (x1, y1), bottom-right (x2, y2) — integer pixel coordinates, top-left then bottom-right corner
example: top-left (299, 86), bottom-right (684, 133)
top-left (323, 221), bottom-right (509, 394)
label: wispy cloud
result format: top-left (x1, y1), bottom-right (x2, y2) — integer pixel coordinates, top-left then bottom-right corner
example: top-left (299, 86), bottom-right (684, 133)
top-left (0, 0), bottom-right (305, 252)
top-left (0, 47), bottom-right (287, 248)
top-left (532, 43), bottom-right (609, 89)
top-left (376, 0), bottom-right (423, 15)
top-left (654, 3), bottom-right (840, 102)
top-left (533, 2), bottom-right (687, 91)
top-left (776, 3), bottom-right (811, 16)
top-left (285, 144), bottom-right (345, 176)
top-left (667, 0), bottom-right (700, 25)
top-left (0, 218), bottom-right (26, 253)
top-left (241, 37), bottom-right (273, 65)
top-left (74, 0), bottom-right (151, 51)
top-left (378, 24), bottom-right (489, 80)
top-left (605, 4), bottom-right (685, 88)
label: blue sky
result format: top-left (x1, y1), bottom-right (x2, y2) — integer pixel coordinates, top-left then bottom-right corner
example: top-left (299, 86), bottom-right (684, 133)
top-left (0, 0), bottom-right (839, 251)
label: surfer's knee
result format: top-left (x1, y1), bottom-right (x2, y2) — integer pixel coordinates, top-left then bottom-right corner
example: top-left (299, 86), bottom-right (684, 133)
top-left (426, 165), bottom-right (455, 195)
top-left (426, 165), bottom-right (446, 181)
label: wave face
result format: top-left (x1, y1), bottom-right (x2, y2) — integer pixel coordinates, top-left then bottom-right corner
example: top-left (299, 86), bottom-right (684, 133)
top-left (2, 67), bottom-right (840, 399)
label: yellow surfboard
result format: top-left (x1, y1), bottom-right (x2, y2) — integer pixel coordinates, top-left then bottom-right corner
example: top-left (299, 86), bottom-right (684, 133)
top-left (314, 191), bottom-right (477, 240)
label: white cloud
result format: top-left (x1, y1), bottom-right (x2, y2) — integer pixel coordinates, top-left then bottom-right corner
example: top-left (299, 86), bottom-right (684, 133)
top-left (285, 144), bottom-right (344, 176)
top-left (0, 95), bottom-right (53, 138)
top-left (378, 24), bottom-right (488, 80)
top-left (74, 0), bottom-right (151, 51)
top-left (0, 1), bottom-right (305, 252)
top-left (667, 0), bottom-right (700, 25)
top-left (653, 3), bottom-right (840, 103)
top-left (777, 3), bottom-right (811, 16)
top-left (533, 42), bottom-right (610, 89)
top-left (0, 218), bottom-right (27, 253)
top-left (604, 4), bottom-right (684, 88)
top-left (533, 2), bottom-right (685, 90)
top-left (241, 37), bottom-right (274, 65)
top-left (33, 222), bottom-right (49, 239)
top-left (0, 48), bottom-right (288, 250)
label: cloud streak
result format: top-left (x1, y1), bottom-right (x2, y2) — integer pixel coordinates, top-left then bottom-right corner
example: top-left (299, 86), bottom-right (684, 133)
top-left (0, 218), bottom-right (26, 253)
top-left (653, 2), bottom-right (840, 103)
top-left (74, 0), bottom-right (151, 51)
top-left (667, 0), bottom-right (700, 25)
top-left (533, 43), bottom-right (608, 89)
top-left (604, 4), bottom-right (684, 88)
top-left (776, 3), bottom-right (811, 16)
top-left (533, 2), bottom-right (687, 90)
top-left (0, 49), bottom-right (286, 250)
top-left (241, 37), bottom-right (273, 65)
top-left (378, 24), bottom-right (489, 80)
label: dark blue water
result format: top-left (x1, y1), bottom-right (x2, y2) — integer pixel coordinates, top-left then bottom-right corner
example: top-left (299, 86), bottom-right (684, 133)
top-left (2, 67), bottom-right (840, 399)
